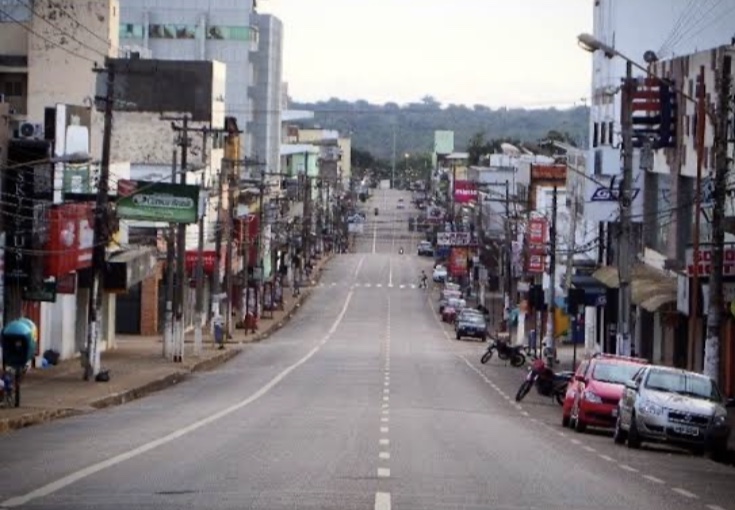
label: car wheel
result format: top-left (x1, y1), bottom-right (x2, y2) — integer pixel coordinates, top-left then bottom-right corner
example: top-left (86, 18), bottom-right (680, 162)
top-left (613, 414), bottom-right (627, 445)
top-left (627, 414), bottom-right (642, 449)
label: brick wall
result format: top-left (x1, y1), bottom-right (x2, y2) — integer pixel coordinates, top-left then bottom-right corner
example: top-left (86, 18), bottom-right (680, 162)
top-left (140, 261), bottom-right (163, 335)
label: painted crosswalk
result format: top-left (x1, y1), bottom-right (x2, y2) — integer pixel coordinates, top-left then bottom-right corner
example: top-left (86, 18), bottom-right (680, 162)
top-left (315, 282), bottom-right (419, 290)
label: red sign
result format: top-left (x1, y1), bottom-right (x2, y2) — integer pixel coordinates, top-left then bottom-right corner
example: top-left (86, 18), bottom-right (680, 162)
top-left (45, 203), bottom-right (95, 278)
top-left (448, 247), bottom-right (469, 276)
top-left (686, 247), bottom-right (735, 277)
top-left (453, 181), bottom-right (478, 204)
top-left (530, 164), bottom-right (566, 182)
top-left (527, 252), bottom-right (546, 274)
top-left (185, 250), bottom-right (218, 275)
top-left (527, 218), bottom-right (548, 245)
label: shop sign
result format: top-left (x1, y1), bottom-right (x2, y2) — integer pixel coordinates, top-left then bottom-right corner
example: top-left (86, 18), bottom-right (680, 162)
top-left (45, 202), bottom-right (95, 278)
top-left (117, 180), bottom-right (200, 224)
top-left (437, 232), bottom-right (472, 246)
top-left (453, 181), bottom-right (478, 204)
top-left (527, 218), bottom-right (548, 245)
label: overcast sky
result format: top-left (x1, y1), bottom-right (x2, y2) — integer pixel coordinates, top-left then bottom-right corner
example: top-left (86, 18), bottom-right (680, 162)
top-left (259, 0), bottom-right (592, 108)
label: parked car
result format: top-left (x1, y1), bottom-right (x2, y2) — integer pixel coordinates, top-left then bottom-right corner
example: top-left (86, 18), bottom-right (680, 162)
top-left (441, 298), bottom-right (466, 323)
top-left (562, 353), bottom-right (649, 432)
top-left (417, 241), bottom-right (434, 256)
top-left (455, 313), bottom-right (487, 341)
top-left (438, 290), bottom-right (462, 313)
top-left (614, 365), bottom-right (735, 459)
top-left (433, 265), bottom-right (448, 282)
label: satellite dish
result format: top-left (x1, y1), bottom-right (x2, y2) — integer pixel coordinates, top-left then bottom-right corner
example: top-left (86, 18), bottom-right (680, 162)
top-left (643, 50), bottom-right (659, 64)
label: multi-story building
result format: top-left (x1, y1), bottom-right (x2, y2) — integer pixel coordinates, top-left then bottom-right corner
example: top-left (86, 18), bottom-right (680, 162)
top-left (251, 13), bottom-right (283, 175)
top-left (117, 0), bottom-right (260, 164)
top-left (586, 0), bottom-right (735, 385)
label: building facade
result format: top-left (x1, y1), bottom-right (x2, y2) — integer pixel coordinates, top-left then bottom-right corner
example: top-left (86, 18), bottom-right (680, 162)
top-left (118, 0), bottom-right (259, 161)
top-left (251, 13), bottom-right (283, 175)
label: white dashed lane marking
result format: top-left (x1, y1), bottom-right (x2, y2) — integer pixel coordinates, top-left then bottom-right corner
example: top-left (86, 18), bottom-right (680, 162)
top-left (643, 475), bottom-right (665, 484)
top-left (377, 468), bottom-right (391, 478)
top-left (379, 452), bottom-right (391, 460)
top-left (671, 488), bottom-right (698, 499)
top-left (375, 492), bottom-right (391, 510)
top-left (619, 464), bottom-right (638, 473)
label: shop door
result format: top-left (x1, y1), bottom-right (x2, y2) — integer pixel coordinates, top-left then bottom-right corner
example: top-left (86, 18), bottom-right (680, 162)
top-left (115, 283), bottom-right (142, 334)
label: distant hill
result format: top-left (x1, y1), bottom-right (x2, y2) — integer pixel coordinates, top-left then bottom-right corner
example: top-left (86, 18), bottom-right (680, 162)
top-left (289, 96), bottom-right (589, 159)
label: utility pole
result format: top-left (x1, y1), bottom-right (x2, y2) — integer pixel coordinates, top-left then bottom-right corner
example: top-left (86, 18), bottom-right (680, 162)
top-left (223, 157), bottom-right (237, 339)
top-left (211, 159), bottom-right (226, 320)
top-left (544, 185), bottom-right (558, 367)
top-left (391, 124), bottom-right (397, 189)
top-left (167, 116), bottom-right (191, 363)
top-left (84, 58), bottom-right (115, 380)
top-left (690, 67), bottom-right (706, 369)
top-left (617, 60), bottom-right (635, 357)
top-left (504, 181), bottom-right (512, 321)
top-left (704, 54), bottom-right (732, 382)
top-left (193, 185), bottom-right (205, 356)
top-left (163, 148), bottom-right (177, 359)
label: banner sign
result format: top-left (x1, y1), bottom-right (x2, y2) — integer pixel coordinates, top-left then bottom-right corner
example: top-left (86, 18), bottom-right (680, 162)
top-left (437, 232), bottom-right (472, 246)
top-left (527, 218), bottom-right (548, 245)
top-left (117, 180), bottom-right (200, 224)
top-left (454, 180), bottom-right (478, 203)
top-left (685, 245), bottom-right (735, 277)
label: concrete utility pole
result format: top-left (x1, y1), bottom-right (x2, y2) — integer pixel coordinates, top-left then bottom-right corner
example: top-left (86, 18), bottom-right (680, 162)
top-left (84, 58), bottom-right (115, 380)
top-left (690, 67), bottom-right (707, 369)
top-left (211, 158), bottom-right (226, 320)
top-left (391, 124), bottom-right (397, 189)
top-left (504, 181), bottom-right (512, 318)
top-left (194, 183), bottom-right (205, 356)
top-left (617, 60), bottom-right (635, 357)
top-left (173, 116), bottom-right (190, 363)
top-left (704, 54), bottom-right (732, 381)
top-left (163, 148), bottom-right (177, 359)
top-left (544, 185), bottom-right (558, 367)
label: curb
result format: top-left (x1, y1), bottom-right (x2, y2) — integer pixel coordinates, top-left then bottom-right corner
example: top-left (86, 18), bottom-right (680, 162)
top-left (0, 347), bottom-right (241, 433)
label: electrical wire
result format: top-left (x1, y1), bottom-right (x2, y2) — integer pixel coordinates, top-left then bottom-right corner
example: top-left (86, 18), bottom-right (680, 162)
top-left (0, 7), bottom-right (99, 64)
top-left (13, 0), bottom-right (110, 59)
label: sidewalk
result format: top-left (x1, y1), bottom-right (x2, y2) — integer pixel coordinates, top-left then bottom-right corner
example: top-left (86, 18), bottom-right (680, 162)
top-left (0, 254), bottom-right (334, 434)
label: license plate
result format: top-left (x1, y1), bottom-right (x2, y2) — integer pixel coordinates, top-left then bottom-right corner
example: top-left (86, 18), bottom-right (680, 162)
top-left (674, 425), bottom-right (699, 436)
top-left (611, 408), bottom-right (618, 417)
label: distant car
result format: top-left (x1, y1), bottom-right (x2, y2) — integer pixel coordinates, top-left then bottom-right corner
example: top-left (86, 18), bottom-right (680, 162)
top-left (398, 197), bottom-right (404, 202)
top-left (562, 353), bottom-right (648, 432)
top-left (433, 265), bottom-right (448, 282)
top-left (614, 365), bottom-right (735, 459)
top-left (455, 313), bottom-right (487, 341)
top-left (417, 241), bottom-right (433, 256)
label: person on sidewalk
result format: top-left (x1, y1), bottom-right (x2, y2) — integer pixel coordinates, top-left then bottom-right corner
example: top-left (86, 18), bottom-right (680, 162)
top-left (212, 313), bottom-right (225, 350)
top-left (293, 276), bottom-right (301, 297)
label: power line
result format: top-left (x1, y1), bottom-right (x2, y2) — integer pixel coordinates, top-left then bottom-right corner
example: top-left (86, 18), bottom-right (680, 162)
top-left (0, 7), bottom-right (99, 64)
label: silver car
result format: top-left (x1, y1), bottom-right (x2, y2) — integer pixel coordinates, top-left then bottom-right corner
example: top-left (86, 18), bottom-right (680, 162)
top-left (614, 365), bottom-right (734, 459)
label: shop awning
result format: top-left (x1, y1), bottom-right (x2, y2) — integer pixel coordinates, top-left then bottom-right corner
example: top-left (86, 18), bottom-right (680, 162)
top-left (592, 264), bottom-right (677, 312)
top-left (104, 247), bottom-right (158, 292)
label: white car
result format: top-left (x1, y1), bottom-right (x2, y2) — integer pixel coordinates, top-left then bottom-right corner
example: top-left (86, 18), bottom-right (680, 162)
top-left (433, 265), bottom-right (448, 282)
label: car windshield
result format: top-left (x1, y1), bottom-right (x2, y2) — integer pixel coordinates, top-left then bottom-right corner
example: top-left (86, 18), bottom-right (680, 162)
top-left (462, 315), bottom-right (484, 324)
top-left (592, 362), bottom-right (643, 384)
top-left (644, 370), bottom-right (721, 401)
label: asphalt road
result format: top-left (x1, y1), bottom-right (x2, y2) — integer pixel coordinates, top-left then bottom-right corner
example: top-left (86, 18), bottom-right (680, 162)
top-left (0, 189), bottom-right (731, 510)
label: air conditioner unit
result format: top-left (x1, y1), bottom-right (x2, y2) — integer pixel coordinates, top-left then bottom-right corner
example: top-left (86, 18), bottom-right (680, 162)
top-left (18, 122), bottom-right (43, 139)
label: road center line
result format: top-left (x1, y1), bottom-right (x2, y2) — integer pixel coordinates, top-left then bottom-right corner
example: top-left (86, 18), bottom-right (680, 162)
top-left (375, 491), bottom-right (391, 510)
top-left (0, 293), bottom-right (356, 509)
top-left (354, 256), bottom-right (366, 278)
top-left (671, 488), bottom-right (698, 499)
top-left (643, 475), bottom-right (665, 484)
top-left (618, 464), bottom-right (638, 473)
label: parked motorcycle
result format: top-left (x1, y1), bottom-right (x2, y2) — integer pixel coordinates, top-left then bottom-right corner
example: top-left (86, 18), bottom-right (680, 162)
top-left (480, 338), bottom-right (526, 367)
top-left (515, 359), bottom-right (574, 405)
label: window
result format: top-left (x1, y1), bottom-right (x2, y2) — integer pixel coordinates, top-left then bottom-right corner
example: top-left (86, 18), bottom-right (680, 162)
top-left (206, 26), bottom-right (257, 41)
top-left (644, 370), bottom-right (721, 401)
top-left (149, 24), bottom-right (197, 39)
top-left (3, 81), bottom-right (24, 97)
top-left (592, 362), bottom-right (643, 384)
top-left (120, 23), bottom-right (144, 39)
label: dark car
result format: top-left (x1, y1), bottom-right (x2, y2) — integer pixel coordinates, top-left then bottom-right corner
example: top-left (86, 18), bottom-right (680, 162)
top-left (455, 313), bottom-right (487, 341)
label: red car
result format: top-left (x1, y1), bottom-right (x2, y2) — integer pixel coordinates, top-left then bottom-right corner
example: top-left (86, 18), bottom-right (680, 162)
top-left (562, 353), bottom-right (648, 433)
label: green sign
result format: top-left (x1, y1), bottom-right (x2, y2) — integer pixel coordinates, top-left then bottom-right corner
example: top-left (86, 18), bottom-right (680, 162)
top-left (23, 280), bottom-right (57, 302)
top-left (117, 180), bottom-right (200, 224)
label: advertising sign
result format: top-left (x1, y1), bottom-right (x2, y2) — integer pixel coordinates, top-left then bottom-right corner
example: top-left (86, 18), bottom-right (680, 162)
top-left (434, 130), bottom-right (454, 155)
top-left (454, 180), bottom-right (478, 203)
top-left (685, 245), bottom-right (735, 277)
top-left (426, 205), bottom-right (444, 224)
top-left (584, 173), bottom-right (644, 223)
top-left (530, 164), bottom-right (566, 182)
top-left (448, 247), bottom-right (469, 277)
top-left (437, 232), bottom-right (472, 246)
top-left (44, 202), bottom-right (95, 278)
top-left (52, 103), bottom-right (92, 203)
top-left (117, 180), bottom-right (200, 224)
top-left (527, 218), bottom-right (548, 245)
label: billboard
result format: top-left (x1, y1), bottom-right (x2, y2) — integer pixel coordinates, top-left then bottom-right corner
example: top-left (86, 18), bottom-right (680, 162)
top-left (448, 247), bottom-right (469, 277)
top-left (95, 59), bottom-right (226, 128)
top-left (434, 131), bottom-right (454, 155)
top-left (45, 203), bottom-right (95, 278)
top-left (117, 180), bottom-right (200, 224)
top-left (437, 232), bottom-right (472, 247)
top-left (584, 173), bottom-right (644, 223)
top-left (454, 180), bottom-right (478, 203)
top-left (527, 218), bottom-right (548, 245)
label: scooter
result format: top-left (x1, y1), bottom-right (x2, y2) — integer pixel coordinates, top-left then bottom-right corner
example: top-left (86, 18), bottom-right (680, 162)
top-left (480, 338), bottom-right (525, 367)
top-left (398, 247), bottom-right (404, 254)
top-left (514, 359), bottom-right (574, 405)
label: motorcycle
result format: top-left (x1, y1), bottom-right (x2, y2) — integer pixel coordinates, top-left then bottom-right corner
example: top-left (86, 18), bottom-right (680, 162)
top-left (515, 359), bottom-right (574, 405)
top-left (399, 247), bottom-right (404, 254)
top-left (480, 338), bottom-right (526, 367)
